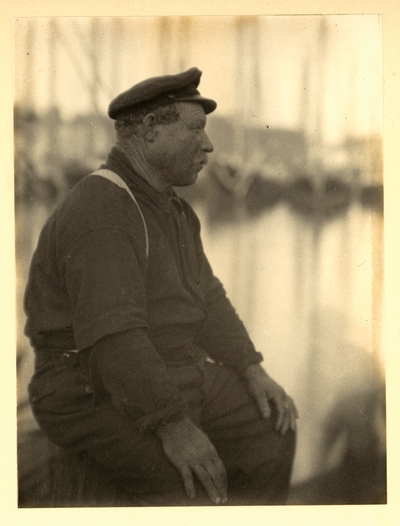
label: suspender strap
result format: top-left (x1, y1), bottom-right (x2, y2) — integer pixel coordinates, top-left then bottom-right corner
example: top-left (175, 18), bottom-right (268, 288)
top-left (90, 169), bottom-right (149, 258)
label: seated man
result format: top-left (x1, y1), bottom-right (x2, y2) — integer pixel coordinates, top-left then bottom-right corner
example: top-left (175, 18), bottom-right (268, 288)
top-left (24, 67), bottom-right (298, 506)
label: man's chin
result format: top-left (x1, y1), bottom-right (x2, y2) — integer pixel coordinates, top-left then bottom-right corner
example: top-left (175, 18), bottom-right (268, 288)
top-left (174, 173), bottom-right (199, 187)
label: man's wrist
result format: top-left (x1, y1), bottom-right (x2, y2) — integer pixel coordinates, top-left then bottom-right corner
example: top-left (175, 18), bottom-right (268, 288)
top-left (156, 415), bottom-right (192, 440)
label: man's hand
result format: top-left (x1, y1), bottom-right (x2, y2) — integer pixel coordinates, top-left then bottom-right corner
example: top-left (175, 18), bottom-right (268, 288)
top-left (243, 364), bottom-right (298, 434)
top-left (157, 416), bottom-right (228, 504)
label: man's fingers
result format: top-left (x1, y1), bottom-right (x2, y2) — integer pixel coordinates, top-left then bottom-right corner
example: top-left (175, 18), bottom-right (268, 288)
top-left (274, 396), bottom-right (298, 433)
top-left (193, 461), bottom-right (228, 504)
top-left (174, 455), bottom-right (227, 503)
top-left (193, 465), bottom-right (221, 504)
top-left (207, 458), bottom-right (228, 499)
top-left (274, 396), bottom-right (286, 430)
top-left (290, 409), bottom-right (297, 431)
top-left (281, 412), bottom-right (291, 435)
top-left (254, 392), bottom-right (271, 418)
top-left (179, 465), bottom-right (196, 500)
top-left (289, 399), bottom-right (298, 431)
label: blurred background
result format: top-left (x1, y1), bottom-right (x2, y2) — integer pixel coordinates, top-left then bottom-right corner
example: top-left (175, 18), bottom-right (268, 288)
top-left (14, 15), bottom-right (385, 506)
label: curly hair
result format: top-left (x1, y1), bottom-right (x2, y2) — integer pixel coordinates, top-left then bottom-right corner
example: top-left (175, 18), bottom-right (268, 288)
top-left (114, 100), bottom-right (180, 136)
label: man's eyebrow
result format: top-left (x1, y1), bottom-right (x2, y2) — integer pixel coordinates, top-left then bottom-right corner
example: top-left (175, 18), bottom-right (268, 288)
top-left (192, 116), bottom-right (207, 127)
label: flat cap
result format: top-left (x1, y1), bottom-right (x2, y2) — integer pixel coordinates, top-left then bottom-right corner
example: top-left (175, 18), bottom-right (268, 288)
top-left (108, 67), bottom-right (217, 119)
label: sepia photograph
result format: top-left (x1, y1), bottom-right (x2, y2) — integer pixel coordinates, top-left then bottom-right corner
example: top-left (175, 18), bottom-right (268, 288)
top-left (13, 14), bottom-right (387, 510)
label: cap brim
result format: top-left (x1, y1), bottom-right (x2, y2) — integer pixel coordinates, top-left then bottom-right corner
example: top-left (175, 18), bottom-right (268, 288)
top-left (174, 95), bottom-right (217, 114)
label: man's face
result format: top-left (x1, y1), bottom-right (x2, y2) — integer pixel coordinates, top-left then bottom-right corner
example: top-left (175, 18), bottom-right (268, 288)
top-left (149, 102), bottom-right (214, 188)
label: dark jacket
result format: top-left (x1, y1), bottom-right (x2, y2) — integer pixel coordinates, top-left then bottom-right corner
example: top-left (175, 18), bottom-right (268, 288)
top-left (24, 147), bottom-right (262, 431)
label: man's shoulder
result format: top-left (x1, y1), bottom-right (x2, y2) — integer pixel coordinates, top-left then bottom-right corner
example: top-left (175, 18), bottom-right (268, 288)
top-left (47, 174), bottom-right (144, 246)
top-left (61, 174), bottom-right (135, 221)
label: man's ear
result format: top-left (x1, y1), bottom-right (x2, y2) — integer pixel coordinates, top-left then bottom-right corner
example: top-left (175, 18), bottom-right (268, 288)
top-left (142, 113), bottom-right (158, 142)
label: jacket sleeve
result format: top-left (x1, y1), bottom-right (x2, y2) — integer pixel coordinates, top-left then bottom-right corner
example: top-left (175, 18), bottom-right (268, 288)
top-left (196, 257), bottom-right (264, 374)
top-left (183, 203), bottom-right (263, 374)
top-left (63, 228), bottom-right (188, 432)
top-left (89, 328), bottom-right (188, 433)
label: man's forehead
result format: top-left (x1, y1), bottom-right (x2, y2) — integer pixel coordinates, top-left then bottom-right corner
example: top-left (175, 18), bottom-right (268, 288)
top-left (177, 102), bottom-right (207, 121)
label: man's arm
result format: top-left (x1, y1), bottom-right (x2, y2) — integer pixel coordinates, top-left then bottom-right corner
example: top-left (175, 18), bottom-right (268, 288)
top-left (195, 280), bottom-right (264, 373)
top-left (89, 328), bottom-right (188, 432)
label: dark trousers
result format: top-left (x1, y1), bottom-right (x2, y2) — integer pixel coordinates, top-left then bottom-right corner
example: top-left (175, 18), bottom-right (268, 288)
top-left (29, 351), bottom-right (296, 506)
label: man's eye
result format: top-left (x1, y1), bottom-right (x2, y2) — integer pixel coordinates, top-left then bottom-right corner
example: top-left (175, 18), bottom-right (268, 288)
top-left (192, 121), bottom-right (205, 129)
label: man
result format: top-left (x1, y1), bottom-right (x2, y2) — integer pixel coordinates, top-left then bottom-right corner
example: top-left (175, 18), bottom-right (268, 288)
top-left (24, 67), bottom-right (298, 506)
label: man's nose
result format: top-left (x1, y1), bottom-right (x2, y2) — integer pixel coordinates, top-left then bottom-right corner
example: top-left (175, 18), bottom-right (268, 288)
top-left (201, 131), bottom-right (214, 153)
